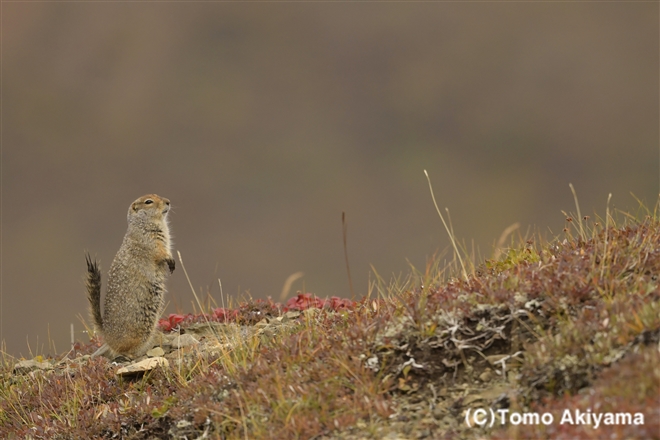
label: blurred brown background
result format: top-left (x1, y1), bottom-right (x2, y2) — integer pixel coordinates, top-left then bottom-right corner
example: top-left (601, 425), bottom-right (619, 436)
top-left (2, 3), bottom-right (658, 357)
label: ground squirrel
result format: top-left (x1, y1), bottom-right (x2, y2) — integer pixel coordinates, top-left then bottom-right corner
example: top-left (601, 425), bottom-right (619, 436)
top-left (86, 194), bottom-right (175, 359)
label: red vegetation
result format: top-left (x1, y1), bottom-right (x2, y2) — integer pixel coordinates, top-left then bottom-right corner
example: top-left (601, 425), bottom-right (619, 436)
top-left (158, 294), bottom-right (357, 332)
top-left (283, 292), bottom-right (356, 312)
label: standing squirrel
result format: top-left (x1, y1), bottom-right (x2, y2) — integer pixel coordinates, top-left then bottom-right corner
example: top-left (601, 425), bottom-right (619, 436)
top-left (86, 194), bottom-right (175, 359)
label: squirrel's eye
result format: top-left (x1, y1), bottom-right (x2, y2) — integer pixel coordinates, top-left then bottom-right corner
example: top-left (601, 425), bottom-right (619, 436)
top-left (145, 199), bottom-right (153, 205)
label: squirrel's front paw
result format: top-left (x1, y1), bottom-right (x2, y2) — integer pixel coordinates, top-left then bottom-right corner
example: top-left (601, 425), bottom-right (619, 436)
top-left (166, 258), bottom-right (175, 274)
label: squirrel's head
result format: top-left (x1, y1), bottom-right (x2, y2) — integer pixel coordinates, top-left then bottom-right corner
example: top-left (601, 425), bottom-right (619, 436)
top-left (128, 194), bottom-right (171, 224)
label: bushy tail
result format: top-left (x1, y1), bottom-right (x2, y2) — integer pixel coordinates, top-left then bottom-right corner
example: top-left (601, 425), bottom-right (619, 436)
top-left (85, 253), bottom-right (104, 332)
